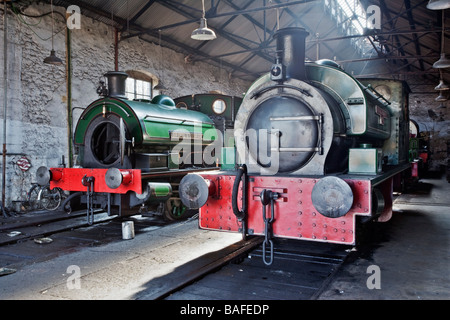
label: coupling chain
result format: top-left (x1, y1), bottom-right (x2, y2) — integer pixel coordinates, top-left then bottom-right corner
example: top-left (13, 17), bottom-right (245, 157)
top-left (82, 175), bottom-right (95, 225)
top-left (260, 189), bottom-right (278, 266)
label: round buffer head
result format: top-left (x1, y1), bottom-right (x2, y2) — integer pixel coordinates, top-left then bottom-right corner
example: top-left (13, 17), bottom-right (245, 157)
top-left (105, 168), bottom-right (123, 189)
top-left (311, 176), bottom-right (354, 218)
top-left (179, 174), bottom-right (210, 209)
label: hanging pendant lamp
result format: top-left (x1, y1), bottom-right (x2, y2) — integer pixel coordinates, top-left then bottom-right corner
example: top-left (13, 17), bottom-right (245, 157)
top-left (435, 79), bottom-right (450, 90)
top-left (435, 69), bottom-right (450, 89)
top-left (43, 0), bottom-right (62, 65)
top-left (191, 0), bottom-right (216, 41)
top-left (154, 29), bottom-right (167, 92)
top-left (433, 10), bottom-right (450, 68)
top-left (435, 91), bottom-right (448, 101)
top-left (154, 81), bottom-right (167, 91)
top-left (44, 49), bottom-right (63, 65)
top-left (427, 0), bottom-right (450, 10)
top-left (433, 53), bottom-right (450, 68)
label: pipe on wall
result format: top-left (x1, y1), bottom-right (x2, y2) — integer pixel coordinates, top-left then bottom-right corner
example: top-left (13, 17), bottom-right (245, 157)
top-left (65, 22), bottom-right (73, 168)
top-left (2, 1), bottom-right (8, 216)
top-left (115, 28), bottom-right (119, 71)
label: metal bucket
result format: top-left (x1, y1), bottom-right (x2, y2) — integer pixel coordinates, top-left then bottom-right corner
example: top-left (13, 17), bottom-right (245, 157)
top-left (122, 221), bottom-right (135, 240)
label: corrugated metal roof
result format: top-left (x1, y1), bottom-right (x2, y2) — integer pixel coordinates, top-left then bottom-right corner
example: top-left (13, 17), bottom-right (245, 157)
top-left (28, 0), bottom-right (450, 85)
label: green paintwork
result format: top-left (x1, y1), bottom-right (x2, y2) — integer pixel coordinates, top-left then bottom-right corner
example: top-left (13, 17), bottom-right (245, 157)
top-left (305, 63), bottom-right (391, 140)
top-left (74, 95), bottom-right (216, 147)
top-left (349, 147), bottom-right (382, 174)
top-left (174, 94), bottom-right (242, 124)
top-left (149, 182), bottom-right (172, 198)
top-left (220, 147), bottom-right (236, 170)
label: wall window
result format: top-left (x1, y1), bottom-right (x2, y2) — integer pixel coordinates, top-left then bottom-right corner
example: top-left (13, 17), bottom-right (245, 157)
top-left (126, 78), bottom-right (152, 101)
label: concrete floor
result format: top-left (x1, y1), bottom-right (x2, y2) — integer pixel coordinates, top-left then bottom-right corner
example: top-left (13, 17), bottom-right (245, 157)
top-left (0, 218), bottom-right (241, 300)
top-left (319, 174), bottom-right (450, 300)
top-left (0, 174), bottom-right (448, 300)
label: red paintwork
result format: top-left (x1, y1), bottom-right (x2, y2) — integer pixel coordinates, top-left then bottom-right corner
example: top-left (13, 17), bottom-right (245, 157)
top-left (198, 174), bottom-right (375, 245)
top-left (49, 168), bottom-right (142, 194)
top-left (411, 161), bottom-right (419, 177)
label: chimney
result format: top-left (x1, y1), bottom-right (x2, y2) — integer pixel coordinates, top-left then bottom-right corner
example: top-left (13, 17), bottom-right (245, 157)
top-left (271, 27), bottom-right (309, 81)
top-left (104, 71), bottom-right (128, 98)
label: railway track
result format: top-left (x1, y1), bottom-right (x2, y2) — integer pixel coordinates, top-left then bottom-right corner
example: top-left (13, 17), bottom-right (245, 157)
top-left (1, 210), bottom-right (351, 300)
top-left (0, 210), bottom-right (113, 246)
top-left (137, 237), bottom-right (351, 300)
top-left (0, 209), bottom-right (175, 270)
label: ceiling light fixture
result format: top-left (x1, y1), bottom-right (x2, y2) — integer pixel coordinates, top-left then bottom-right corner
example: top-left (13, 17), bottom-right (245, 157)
top-left (427, 0), bottom-right (450, 10)
top-left (433, 10), bottom-right (450, 68)
top-left (43, 0), bottom-right (63, 65)
top-left (433, 53), bottom-right (450, 68)
top-left (191, 0), bottom-right (216, 41)
top-left (154, 29), bottom-right (167, 92)
top-left (435, 69), bottom-right (450, 90)
top-left (435, 91), bottom-right (448, 102)
top-left (435, 79), bottom-right (450, 90)
top-left (154, 81), bottom-right (167, 91)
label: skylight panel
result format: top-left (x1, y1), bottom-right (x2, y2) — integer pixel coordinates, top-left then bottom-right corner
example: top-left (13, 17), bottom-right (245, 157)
top-left (335, 0), bottom-right (367, 35)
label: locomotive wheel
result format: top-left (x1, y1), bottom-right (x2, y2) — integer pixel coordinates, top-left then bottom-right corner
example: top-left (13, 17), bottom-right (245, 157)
top-left (163, 198), bottom-right (193, 221)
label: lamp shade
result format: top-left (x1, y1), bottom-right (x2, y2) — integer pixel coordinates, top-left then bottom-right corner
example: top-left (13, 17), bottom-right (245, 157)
top-left (154, 81), bottom-right (167, 91)
top-left (427, 0), bottom-right (450, 10)
top-left (433, 53), bottom-right (450, 68)
top-left (435, 79), bottom-right (450, 90)
top-left (43, 49), bottom-right (63, 65)
top-left (191, 18), bottom-right (216, 41)
top-left (435, 92), bottom-right (448, 102)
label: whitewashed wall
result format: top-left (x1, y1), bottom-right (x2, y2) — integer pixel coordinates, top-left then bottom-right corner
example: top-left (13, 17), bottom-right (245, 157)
top-left (0, 3), bottom-right (250, 208)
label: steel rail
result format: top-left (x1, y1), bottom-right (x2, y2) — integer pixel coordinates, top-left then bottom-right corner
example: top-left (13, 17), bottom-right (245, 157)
top-left (145, 236), bottom-right (264, 300)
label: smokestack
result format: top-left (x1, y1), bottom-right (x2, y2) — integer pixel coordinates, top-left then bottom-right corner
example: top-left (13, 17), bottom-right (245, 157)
top-left (272, 27), bottom-right (309, 81)
top-left (104, 71), bottom-right (128, 98)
